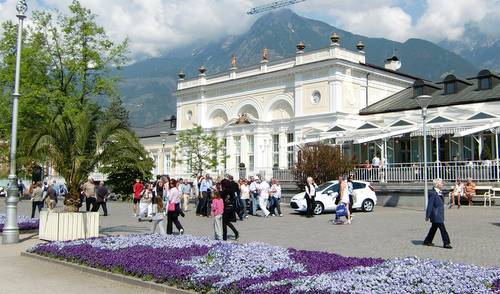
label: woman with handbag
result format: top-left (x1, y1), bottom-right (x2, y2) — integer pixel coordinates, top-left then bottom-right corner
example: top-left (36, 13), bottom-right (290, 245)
top-left (166, 179), bottom-right (184, 235)
top-left (339, 176), bottom-right (351, 224)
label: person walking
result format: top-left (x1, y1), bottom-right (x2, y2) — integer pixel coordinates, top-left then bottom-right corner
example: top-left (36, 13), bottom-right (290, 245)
top-left (31, 182), bottom-right (44, 218)
top-left (228, 175), bottom-right (242, 220)
top-left (180, 178), bottom-right (192, 212)
top-left (340, 176), bottom-right (351, 224)
top-left (258, 177), bottom-right (271, 217)
top-left (95, 181), bottom-right (109, 216)
top-left (132, 179), bottom-right (144, 216)
top-left (166, 179), bottom-right (184, 235)
top-left (211, 191), bottom-right (224, 240)
top-left (347, 175), bottom-right (354, 218)
top-left (239, 179), bottom-right (250, 218)
top-left (151, 193), bottom-right (166, 235)
top-left (304, 177), bottom-right (317, 218)
top-left (197, 174), bottom-right (213, 217)
top-left (81, 177), bottom-right (96, 212)
top-left (249, 177), bottom-right (259, 216)
top-left (220, 179), bottom-right (239, 240)
top-left (424, 178), bottom-right (452, 249)
top-left (269, 178), bottom-right (283, 216)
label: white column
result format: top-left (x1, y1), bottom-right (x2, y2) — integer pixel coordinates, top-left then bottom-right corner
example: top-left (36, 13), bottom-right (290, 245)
top-left (294, 73), bottom-right (303, 117)
top-left (495, 130), bottom-right (499, 182)
top-left (241, 133), bottom-right (248, 167)
top-left (226, 135), bottom-right (234, 173)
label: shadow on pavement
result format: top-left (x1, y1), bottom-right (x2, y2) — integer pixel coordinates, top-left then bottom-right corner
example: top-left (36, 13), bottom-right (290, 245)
top-left (411, 240), bottom-right (424, 245)
top-left (100, 225), bottom-right (149, 235)
top-left (491, 222), bottom-right (500, 227)
top-left (19, 233), bottom-right (38, 243)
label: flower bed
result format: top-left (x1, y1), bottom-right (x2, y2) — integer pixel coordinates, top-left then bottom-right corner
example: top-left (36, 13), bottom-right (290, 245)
top-left (0, 214), bottom-right (39, 232)
top-left (29, 234), bottom-right (500, 293)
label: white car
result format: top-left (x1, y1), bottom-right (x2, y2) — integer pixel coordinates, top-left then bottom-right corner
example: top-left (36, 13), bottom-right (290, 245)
top-left (289, 180), bottom-right (377, 215)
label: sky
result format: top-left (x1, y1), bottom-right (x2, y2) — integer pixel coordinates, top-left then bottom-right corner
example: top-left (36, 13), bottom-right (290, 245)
top-left (0, 0), bottom-right (499, 58)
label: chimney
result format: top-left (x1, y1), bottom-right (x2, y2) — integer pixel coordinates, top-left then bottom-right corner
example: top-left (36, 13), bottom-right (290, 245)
top-left (384, 55), bottom-right (401, 71)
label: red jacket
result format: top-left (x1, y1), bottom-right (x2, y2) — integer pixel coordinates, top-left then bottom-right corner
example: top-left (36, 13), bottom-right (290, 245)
top-left (133, 182), bottom-right (144, 199)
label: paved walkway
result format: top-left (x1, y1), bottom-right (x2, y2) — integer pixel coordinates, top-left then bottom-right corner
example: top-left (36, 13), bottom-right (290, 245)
top-left (1, 200), bottom-right (499, 293)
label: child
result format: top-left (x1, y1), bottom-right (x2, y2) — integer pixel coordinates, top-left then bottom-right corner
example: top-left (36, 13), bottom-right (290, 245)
top-left (211, 191), bottom-right (224, 240)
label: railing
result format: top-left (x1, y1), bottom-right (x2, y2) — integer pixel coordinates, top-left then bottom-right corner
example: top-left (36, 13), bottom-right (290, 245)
top-left (353, 160), bottom-right (500, 183)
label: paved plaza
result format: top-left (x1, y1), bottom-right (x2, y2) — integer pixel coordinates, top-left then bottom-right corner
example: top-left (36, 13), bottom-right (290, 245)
top-left (1, 200), bottom-right (499, 293)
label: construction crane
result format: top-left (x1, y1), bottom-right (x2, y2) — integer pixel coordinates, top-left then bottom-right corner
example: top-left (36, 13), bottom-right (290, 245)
top-left (247, 0), bottom-right (306, 15)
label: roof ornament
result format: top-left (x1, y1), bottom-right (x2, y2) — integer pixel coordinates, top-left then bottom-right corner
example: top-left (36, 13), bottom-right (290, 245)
top-left (234, 113), bottom-right (251, 125)
top-left (231, 55), bottom-right (237, 70)
top-left (262, 48), bottom-right (269, 62)
top-left (330, 32), bottom-right (340, 46)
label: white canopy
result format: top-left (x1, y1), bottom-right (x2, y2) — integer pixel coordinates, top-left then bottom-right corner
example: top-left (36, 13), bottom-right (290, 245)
top-left (454, 121), bottom-right (500, 137)
top-left (354, 126), bottom-right (419, 144)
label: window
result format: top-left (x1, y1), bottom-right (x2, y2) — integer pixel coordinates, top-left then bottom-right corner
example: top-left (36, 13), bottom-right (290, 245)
top-left (414, 86), bottom-right (424, 96)
top-left (479, 77), bottom-right (492, 90)
top-left (247, 135), bottom-right (254, 171)
top-left (186, 110), bottom-right (193, 121)
top-left (170, 116), bottom-right (177, 128)
top-left (444, 82), bottom-right (456, 94)
top-left (352, 182), bottom-right (366, 190)
top-left (234, 136), bottom-right (241, 167)
top-left (287, 133), bottom-right (294, 168)
top-left (272, 134), bottom-right (279, 167)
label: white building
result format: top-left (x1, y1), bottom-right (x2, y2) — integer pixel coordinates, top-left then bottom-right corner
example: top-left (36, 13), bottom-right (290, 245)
top-left (173, 36), bottom-right (415, 177)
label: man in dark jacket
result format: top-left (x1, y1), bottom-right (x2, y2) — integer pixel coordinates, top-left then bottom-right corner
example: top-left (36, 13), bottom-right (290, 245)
top-left (423, 178), bottom-right (452, 249)
top-left (95, 181), bottom-right (109, 216)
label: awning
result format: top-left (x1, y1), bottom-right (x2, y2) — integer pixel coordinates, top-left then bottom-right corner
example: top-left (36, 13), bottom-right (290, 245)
top-left (411, 127), bottom-right (468, 137)
top-left (354, 126), bottom-right (419, 144)
top-left (285, 133), bottom-right (339, 146)
top-left (454, 121), bottom-right (500, 137)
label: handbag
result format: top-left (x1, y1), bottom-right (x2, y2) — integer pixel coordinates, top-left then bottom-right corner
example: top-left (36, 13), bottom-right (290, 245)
top-left (334, 195), bottom-right (340, 205)
top-left (336, 203), bottom-right (347, 217)
top-left (167, 202), bottom-right (176, 212)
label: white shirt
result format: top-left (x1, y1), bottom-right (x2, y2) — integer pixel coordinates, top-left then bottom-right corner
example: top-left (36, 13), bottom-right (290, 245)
top-left (372, 156), bottom-right (380, 167)
top-left (271, 184), bottom-right (281, 198)
top-left (249, 181), bottom-right (257, 193)
top-left (240, 184), bottom-right (250, 199)
top-left (258, 181), bottom-right (270, 198)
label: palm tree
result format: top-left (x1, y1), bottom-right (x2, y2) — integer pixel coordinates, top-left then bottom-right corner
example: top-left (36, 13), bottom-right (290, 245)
top-left (27, 103), bottom-right (145, 212)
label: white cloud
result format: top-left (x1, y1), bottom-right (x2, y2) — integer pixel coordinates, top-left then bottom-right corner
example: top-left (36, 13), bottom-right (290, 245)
top-left (0, 0), bottom-right (499, 57)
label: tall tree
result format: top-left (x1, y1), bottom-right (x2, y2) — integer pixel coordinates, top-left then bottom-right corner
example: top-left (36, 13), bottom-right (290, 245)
top-left (175, 125), bottom-right (227, 177)
top-left (0, 0), bottom-right (129, 169)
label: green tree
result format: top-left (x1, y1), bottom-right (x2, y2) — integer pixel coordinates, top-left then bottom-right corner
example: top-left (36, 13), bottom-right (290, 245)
top-left (175, 125), bottom-right (227, 177)
top-left (292, 143), bottom-right (354, 189)
top-left (26, 103), bottom-right (147, 211)
top-left (0, 0), bottom-right (129, 171)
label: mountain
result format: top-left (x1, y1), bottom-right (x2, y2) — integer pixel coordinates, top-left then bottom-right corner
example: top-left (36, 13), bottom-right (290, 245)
top-left (439, 24), bottom-right (500, 72)
top-left (118, 9), bottom-right (478, 127)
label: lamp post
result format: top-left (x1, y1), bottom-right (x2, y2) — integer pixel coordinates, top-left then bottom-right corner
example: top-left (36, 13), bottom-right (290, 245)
top-left (416, 95), bottom-right (433, 211)
top-left (160, 131), bottom-right (168, 175)
top-left (3, 1), bottom-right (27, 245)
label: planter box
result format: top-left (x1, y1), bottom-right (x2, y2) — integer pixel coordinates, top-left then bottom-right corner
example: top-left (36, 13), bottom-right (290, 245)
top-left (39, 211), bottom-right (99, 241)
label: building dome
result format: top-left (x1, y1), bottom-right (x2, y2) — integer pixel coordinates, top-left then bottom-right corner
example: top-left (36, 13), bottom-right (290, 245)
top-left (198, 66), bottom-right (206, 75)
top-left (296, 41), bottom-right (306, 51)
top-left (330, 32), bottom-right (340, 44)
top-left (178, 70), bottom-right (185, 79)
top-left (356, 41), bottom-right (365, 51)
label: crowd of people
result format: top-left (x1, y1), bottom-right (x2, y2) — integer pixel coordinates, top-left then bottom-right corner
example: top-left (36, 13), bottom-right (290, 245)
top-left (130, 174), bottom-right (283, 240)
top-left (448, 178), bottom-right (476, 208)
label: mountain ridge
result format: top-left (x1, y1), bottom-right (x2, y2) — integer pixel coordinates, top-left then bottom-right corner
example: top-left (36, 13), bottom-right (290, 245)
top-left (118, 9), bottom-right (479, 127)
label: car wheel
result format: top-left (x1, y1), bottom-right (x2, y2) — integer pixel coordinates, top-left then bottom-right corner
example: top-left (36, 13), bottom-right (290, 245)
top-left (362, 199), bottom-right (374, 212)
top-left (314, 202), bottom-right (324, 215)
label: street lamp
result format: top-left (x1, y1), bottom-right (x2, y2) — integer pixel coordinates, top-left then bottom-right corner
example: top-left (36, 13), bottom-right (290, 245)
top-left (160, 131), bottom-right (168, 175)
top-left (3, 1), bottom-right (27, 245)
top-left (415, 94), bottom-right (433, 211)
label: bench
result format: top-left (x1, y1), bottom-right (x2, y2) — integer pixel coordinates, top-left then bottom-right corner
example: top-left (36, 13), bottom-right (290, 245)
top-left (470, 185), bottom-right (492, 206)
top-left (484, 187), bottom-right (500, 206)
